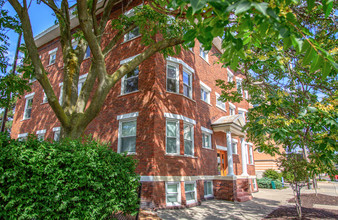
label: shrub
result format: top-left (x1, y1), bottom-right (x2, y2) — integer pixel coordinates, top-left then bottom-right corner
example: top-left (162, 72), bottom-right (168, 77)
top-left (257, 177), bottom-right (283, 189)
top-left (0, 133), bottom-right (140, 219)
top-left (263, 169), bottom-right (281, 181)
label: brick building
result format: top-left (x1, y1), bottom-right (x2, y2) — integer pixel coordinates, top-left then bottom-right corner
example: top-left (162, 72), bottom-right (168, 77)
top-left (11, 1), bottom-right (258, 209)
top-left (254, 145), bottom-right (284, 178)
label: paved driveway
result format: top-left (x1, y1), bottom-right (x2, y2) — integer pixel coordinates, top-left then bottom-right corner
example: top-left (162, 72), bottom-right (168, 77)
top-left (156, 182), bottom-right (338, 220)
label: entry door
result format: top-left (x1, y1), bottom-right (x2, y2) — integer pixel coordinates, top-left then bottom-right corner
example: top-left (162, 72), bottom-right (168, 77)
top-left (217, 150), bottom-right (227, 176)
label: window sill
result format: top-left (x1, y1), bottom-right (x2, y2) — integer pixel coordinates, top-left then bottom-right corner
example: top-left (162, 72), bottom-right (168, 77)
top-left (202, 147), bottom-right (214, 151)
top-left (186, 200), bottom-right (197, 205)
top-left (216, 105), bottom-right (227, 113)
top-left (46, 63), bottom-right (55, 67)
top-left (166, 91), bottom-right (196, 103)
top-left (201, 100), bottom-right (212, 106)
top-left (20, 118), bottom-right (31, 122)
top-left (166, 203), bottom-right (181, 207)
top-left (41, 102), bottom-right (48, 105)
top-left (165, 154), bottom-right (198, 159)
top-left (204, 195), bottom-right (214, 199)
top-left (122, 35), bottom-right (141, 44)
top-left (118, 90), bottom-right (139, 97)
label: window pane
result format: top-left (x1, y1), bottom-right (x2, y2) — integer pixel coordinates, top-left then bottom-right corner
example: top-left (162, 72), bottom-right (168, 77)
top-left (183, 85), bottom-right (191, 97)
top-left (184, 125), bottom-right (192, 140)
top-left (166, 122), bottom-right (177, 137)
top-left (84, 46), bottom-right (90, 58)
top-left (27, 99), bottom-right (33, 108)
top-left (122, 121), bottom-right (136, 136)
top-left (183, 71), bottom-right (190, 86)
top-left (25, 108), bottom-right (32, 119)
top-left (185, 192), bottom-right (195, 201)
top-left (167, 78), bottom-right (177, 92)
top-left (184, 140), bottom-right (193, 155)
top-left (185, 183), bottom-right (194, 191)
top-left (167, 184), bottom-right (178, 193)
top-left (166, 138), bottom-right (177, 154)
top-left (54, 132), bottom-right (60, 141)
top-left (121, 136), bottom-right (136, 152)
top-left (167, 65), bottom-right (177, 78)
top-left (126, 67), bottom-right (139, 78)
top-left (167, 194), bottom-right (178, 203)
top-left (124, 77), bottom-right (138, 93)
top-left (204, 183), bottom-right (208, 195)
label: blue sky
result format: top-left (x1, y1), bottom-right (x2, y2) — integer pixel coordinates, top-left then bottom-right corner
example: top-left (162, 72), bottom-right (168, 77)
top-left (3, 1), bottom-right (56, 69)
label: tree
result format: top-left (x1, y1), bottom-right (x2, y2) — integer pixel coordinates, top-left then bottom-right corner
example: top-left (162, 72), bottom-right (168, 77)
top-left (8, 0), bottom-right (336, 139)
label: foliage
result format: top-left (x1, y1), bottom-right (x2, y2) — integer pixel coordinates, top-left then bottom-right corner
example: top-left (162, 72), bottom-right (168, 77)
top-left (0, 133), bottom-right (140, 219)
top-left (263, 169), bottom-right (282, 181)
top-left (257, 177), bottom-right (283, 189)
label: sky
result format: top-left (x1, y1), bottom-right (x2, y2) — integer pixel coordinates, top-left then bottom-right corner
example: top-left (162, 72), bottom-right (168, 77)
top-left (2, 1), bottom-right (59, 71)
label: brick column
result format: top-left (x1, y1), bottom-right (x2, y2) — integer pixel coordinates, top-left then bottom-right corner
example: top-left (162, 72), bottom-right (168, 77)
top-left (241, 138), bottom-right (248, 176)
top-left (226, 131), bottom-right (235, 176)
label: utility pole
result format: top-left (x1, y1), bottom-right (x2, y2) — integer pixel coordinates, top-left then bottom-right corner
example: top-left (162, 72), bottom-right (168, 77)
top-left (1, 31), bottom-right (22, 133)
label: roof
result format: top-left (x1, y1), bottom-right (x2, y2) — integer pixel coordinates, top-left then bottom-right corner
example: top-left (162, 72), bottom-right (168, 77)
top-left (211, 114), bottom-right (246, 137)
top-left (212, 114), bottom-right (246, 127)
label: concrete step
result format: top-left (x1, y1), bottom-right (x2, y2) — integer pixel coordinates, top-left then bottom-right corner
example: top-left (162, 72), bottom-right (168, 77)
top-left (237, 195), bottom-right (253, 202)
top-left (237, 192), bottom-right (251, 197)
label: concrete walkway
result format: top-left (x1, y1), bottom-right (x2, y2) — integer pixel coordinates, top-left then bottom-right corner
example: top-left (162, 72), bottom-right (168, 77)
top-left (156, 181), bottom-right (338, 220)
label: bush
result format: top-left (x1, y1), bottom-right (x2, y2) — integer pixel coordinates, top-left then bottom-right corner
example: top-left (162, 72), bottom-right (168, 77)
top-left (257, 177), bottom-right (283, 189)
top-left (263, 169), bottom-right (281, 181)
top-left (0, 133), bottom-right (140, 219)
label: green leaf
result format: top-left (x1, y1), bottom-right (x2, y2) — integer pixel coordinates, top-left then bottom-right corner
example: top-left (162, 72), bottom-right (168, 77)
top-left (303, 46), bottom-right (315, 65)
top-left (290, 36), bottom-right (302, 53)
top-left (283, 37), bottom-right (291, 50)
top-left (307, 0), bottom-right (315, 11)
top-left (325, 0), bottom-right (333, 18)
top-left (279, 26), bottom-right (290, 38)
top-left (235, 0), bottom-right (252, 15)
top-left (321, 61), bottom-right (331, 78)
top-left (253, 2), bottom-right (269, 16)
top-left (190, 0), bottom-right (206, 13)
top-left (309, 54), bottom-right (322, 73)
top-left (183, 29), bottom-right (197, 42)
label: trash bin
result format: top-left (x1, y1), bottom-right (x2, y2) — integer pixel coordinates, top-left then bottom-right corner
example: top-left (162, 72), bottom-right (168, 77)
top-left (271, 181), bottom-right (276, 189)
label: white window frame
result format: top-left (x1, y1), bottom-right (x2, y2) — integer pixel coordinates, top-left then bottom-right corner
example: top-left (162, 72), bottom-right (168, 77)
top-left (166, 119), bottom-right (180, 155)
top-left (253, 178), bottom-right (258, 191)
top-left (123, 6), bottom-right (142, 42)
top-left (227, 68), bottom-right (234, 83)
top-left (117, 112), bottom-right (138, 154)
top-left (166, 62), bottom-right (180, 93)
top-left (36, 129), bottom-right (46, 141)
top-left (53, 127), bottom-right (61, 141)
top-left (200, 81), bottom-right (211, 104)
top-left (249, 145), bottom-right (254, 164)
top-left (48, 48), bottom-right (57, 65)
top-left (185, 181), bottom-right (197, 204)
top-left (18, 133), bottom-right (28, 141)
top-left (23, 92), bottom-right (35, 120)
top-left (229, 102), bottom-right (236, 115)
top-left (42, 91), bottom-right (48, 104)
top-left (78, 73), bottom-right (88, 96)
top-left (201, 126), bottom-right (213, 149)
top-left (59, 82), bottom-right (63, 105)
top-left (244, 90), bottom-right (249, 99)
top-left (121, 66), bottom-right (139, 95)
top-left (238, 108), bottom-right (248, 122)
top-left (124, 26), bottom-right (140, 42)
top-left (182, 68), bottom-right (193, 99)
top-left (232, 139), bottom-right (238, 154)
top-left (204, 180), bottom-right (213, 198)
top-left (236, 77), bottom-right (243, 97)
top-left (183, 123), bottom-right (194, 156)
top-left (166, 182), bottom-right (181, 206)
top-left (199, 44), bottom-right (209, 62)
top-left (215, 92), bottom-right (226, 111)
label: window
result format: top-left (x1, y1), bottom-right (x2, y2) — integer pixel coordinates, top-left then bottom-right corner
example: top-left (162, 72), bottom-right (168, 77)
top-left (183, 69), bottom-right (192, 98)
top-left (78, 74), bottom-right (87, 96)
top-left (227, 68), bottom-right (234, 83)
top-left (166, 120), bottom-right (179, 154)
top-left (59, 83), bottom-right (63, 104)
top-left (202, 133), bottom-right (211, 149)
top-left (48, 48), bottom-right (57, 65)
top-left (244, 90), bottom-right (249, 99)
top-left (84, 46), bottom-right (90, 59)
top-left (36, 129), bottom-right (46, 141)
top-left (185, 182), bottom-right (196, 204)
top-left (249, 145), bottom-right (254, 164)
top-left (184, 124), bottom-right (194, 156)
top-left (124, 26), bottom-right (140, 42)
top-left (42, 91), bottom-right (48, 103)
top-left (18, 133), bottom-right (28, 141)
top-left (238, 109), bottom-right (246, 122)
top-left (229, 102), bottom-right (236, 116)
top-left (121, 67), bottom-right (139, 94)
top-left (53, 127), bottom-right (61, 141)
top-left (232, 140), bottom-right (238, 154)
top-left (200, 81), bottom-right (211, 104)
top-left (166, 62), bottom-right (179, 93)
top-left (199, 45), bottom-right (208, 62)
top-left (23, 93), bottom-right (35, 120)
top-left (166, 182), bottom-right (181, 206)
top-left (118, 119), bottom-right (137, 153)
top-left (236, 78), bottom-right (243, 97)
top-left (204, 181), bottom-right (213, 197)
top-left (215, 92), bottom-right (226, 110)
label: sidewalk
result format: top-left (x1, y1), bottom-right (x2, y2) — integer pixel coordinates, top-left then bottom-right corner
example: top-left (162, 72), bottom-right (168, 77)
top-left (155, 181), bottom-right (338, 220)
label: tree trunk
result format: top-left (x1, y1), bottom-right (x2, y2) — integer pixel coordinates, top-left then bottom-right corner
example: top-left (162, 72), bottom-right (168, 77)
top-left (295, 183), bottom-right (302, 219)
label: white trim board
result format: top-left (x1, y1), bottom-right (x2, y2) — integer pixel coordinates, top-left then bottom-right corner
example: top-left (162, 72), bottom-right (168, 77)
top-left (53, 127), bottom-right (61, 132)
top-left (166, 56), bottom-right (195, 74)
top-left (201, 126), bottom-right (213, 134)
top-left (229, 102), bottom-right (236, 109)
top-left (36, 129), bottom-right (46, 135)
top-left (120, 54), bottom-right (140, 65)
top-left (216, 145), bottom-right (227, 151)
top-left (164, 113), bottom-right (196, 125)
top-left (238, 107), bottom-right (248, 112)
top-left (200, 81), bottom-right (211, 92)
top-left (117, 112), bottom-right (139, 120)
top-left (48, 48), bottom-right (58, 54)
top-left (25, 92), bottom-right (35, 99)
top-left (18, 133), bottom-right (28, 138)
